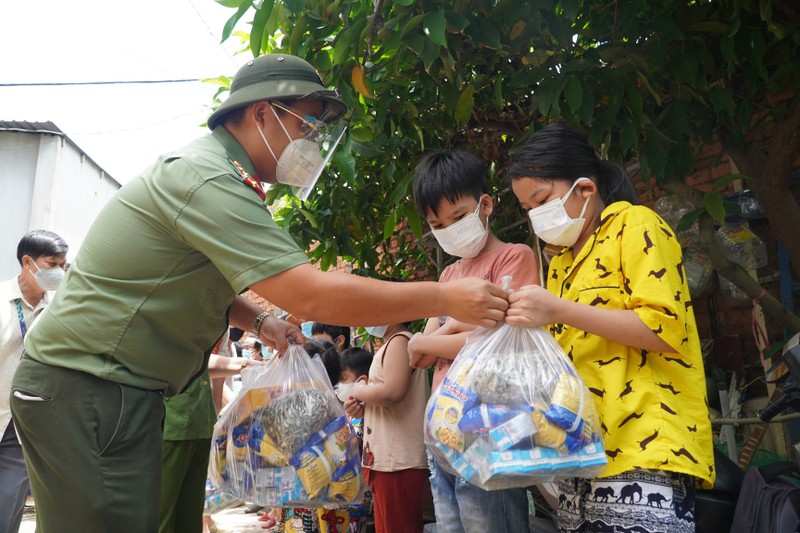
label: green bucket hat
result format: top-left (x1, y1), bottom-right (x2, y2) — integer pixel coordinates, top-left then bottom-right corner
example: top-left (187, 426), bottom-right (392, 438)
top-left (207, 54), bottom-right (347, 130)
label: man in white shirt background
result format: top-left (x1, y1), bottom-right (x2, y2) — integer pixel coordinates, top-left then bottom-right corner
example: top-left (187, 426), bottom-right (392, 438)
top-left (0, 230), bottom-right (68, 533)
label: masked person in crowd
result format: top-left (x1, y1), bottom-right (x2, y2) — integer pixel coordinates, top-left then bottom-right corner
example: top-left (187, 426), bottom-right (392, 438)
top-left (506, 123), bottom-right (714, 533)
top-left (10, 54), bottom-right (508, 533)
top-left (0, 230), bottom-right (67, 533)
top-left (311, 322), bottom-right (351, 352)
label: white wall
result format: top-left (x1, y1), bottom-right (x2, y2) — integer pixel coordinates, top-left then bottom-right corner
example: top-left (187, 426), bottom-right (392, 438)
top-left (0, 129), bottom-right (120, 279)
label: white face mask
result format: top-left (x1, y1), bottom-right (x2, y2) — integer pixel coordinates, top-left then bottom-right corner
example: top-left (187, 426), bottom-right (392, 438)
top-left (527, 178), bottom-right (592, 247)
top-left (336, 382), bottom-right (354, 403)
top-left (257, 104), bottom-right (346, 201)
top-left (30, 261), bottom-right (64, 291)
top-left (366, 325), bottom-right (388, 339)
top-left (430, 202), bottom-right (489, 259)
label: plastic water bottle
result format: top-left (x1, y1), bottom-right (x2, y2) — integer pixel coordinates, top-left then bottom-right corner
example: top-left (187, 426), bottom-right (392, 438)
top-left (683, 246), bottom-right (714, 296)
top-left (715, 222), bottom-right (767, 270)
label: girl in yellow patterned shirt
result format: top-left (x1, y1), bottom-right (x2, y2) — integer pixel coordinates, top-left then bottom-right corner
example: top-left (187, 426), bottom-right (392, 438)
top-left (505, 123), bottom-right (714, 533)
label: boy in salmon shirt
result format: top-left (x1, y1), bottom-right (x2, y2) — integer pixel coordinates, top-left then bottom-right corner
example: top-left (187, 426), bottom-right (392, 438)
top-left (408, 151), bottom-right (538, 533)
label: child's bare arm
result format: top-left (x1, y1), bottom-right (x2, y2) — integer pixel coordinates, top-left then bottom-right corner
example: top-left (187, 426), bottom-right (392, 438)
top-left (352, 336), bottom-right (413, 406)
top-left (409, 317), bottom-right (442, 368)
top-left (409, 331), bottom-right (471, 367)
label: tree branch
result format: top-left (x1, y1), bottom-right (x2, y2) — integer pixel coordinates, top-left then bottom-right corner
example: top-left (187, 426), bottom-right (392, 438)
top-left (364, 0), bottom-right (385, 60)
top-left (725, 97), bottom-right (800, 280)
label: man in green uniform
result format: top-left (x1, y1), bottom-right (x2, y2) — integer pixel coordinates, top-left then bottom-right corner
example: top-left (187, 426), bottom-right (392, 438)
top-left (10, 53), bottom-right (508, 533)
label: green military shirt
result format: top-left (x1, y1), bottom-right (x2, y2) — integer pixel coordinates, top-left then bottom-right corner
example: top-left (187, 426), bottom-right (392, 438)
top-left (162, 370), bottom-right (216, 441)
top-left (24, 127), bottom-right (308, 395)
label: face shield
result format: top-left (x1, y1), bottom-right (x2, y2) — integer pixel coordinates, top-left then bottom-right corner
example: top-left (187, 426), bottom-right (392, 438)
top-left (270, 96), bottom-right (348, 201)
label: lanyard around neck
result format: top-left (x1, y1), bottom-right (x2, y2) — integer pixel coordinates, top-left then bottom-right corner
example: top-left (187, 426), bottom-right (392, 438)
top-left (15, 299), bottom-right (27, 339)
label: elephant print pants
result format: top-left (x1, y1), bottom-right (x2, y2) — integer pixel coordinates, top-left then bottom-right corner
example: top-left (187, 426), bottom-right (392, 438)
top-left (555, 469), bottom-right (695, 533)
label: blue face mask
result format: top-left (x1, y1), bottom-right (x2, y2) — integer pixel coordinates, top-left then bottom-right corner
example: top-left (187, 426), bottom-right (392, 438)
top-left (366, 325), bottom-right (388, 339)
top-left (242, 349), bottom-right (252, 359)
top-left (261, 346), bottom-right (271, 359)
top-left (301, 322), bottom-right (314, 338)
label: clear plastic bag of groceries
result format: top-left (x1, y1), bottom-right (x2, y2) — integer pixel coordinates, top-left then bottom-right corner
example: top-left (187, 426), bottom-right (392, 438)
top-left (424, 322), bottom-right (607, 490)
top-left (209, 343), bottom-right (364, 507)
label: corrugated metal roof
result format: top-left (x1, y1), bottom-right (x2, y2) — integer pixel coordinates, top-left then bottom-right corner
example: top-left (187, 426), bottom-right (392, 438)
top-left (0, 120), bottom-right (120, 186)
top-left (0, 120), bottom-right (65, 136)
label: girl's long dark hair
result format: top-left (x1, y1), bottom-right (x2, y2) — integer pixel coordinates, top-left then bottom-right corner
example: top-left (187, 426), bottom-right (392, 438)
top-left (507, 123), bottom-right (637, 205)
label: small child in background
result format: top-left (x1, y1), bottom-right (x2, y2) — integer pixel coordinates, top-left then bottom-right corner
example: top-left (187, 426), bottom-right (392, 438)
top-left (337, 347), bottom-right (373, 447)
top-left (345, 320), bottom-right (430, 533)
top-left (333, 347), bottom-right (375, 533)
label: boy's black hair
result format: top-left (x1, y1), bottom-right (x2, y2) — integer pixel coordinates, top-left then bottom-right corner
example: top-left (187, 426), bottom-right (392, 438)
top-left (412, 150), bottom-right (488, 218)
top-left (507, 123), bottom-right (637, 205)
top-left (304, 339), bottom-right (342, 387)
top-left (310, 322), bottom-right (351, 349)
top-left (340, 347), bottom-right (373, 378)
top-left (16, 230), bottom-right (68, 265)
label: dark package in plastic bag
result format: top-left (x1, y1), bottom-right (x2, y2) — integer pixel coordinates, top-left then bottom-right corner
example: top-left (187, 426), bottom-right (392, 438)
top-left (425, 322), bottom-right (607, 490)
top-left (209, 343), bottom-right (364, 507)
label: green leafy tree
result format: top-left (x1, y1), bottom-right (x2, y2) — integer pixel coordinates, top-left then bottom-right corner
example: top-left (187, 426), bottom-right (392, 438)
top-left (213, 0), bottom-right (800, 332)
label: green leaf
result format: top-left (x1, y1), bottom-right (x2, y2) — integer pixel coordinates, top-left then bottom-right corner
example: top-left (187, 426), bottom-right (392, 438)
top-left (619, 122), bottom-right (637, 154)
top-left (350, 124), bottom-right (374, 142)
top-left (289, 13), bottom-right (307, 56)
top-left (709, 87), bottom-right (736, 114)
top-left (464, 17), bottom-right (502, 50)
top-left (454, 86), bottom-right (474, 126)
top-left (636, 71), bottom-right (662, 106)
top-left (541, 10), bottom-right (573, 47)
top-left (564, 77), bottom-right (583, 114)
top-left (676, 208), bottom-right (704, 232)
top-left (720, 35), bottom-right (737, 75)
top-left (422, 39), bottom-right (440, 71)
top-left (394, 0), bottom-right (414, 5)
top-left (403, 32), bottom-right (425, 56)
top-left (723, 199), bottom-right (742, 217)
top-left (686, 21), bottom-right (729, 33)
top-left (671, 53), bottom-right (698, 85)
top-left (737, 99), bottom-right (752, 132)
top-left (332, 137), bottom-right (356, 182)
top-left (444, 11), bottom-right (471, 33)
top-left (423, 10), bottom-right (447, 47)
top-left (298, 208), bottom-right (319, 229)
top-left (383, 208), bottom-right (398, 240)
top-left (388, 172), bottom-right (414, 205)
top-left (216, 0), bottom-right (246, 8)
top-left (579, 80), bottom-right (595, 125)
top-left (407, 206), bottom-right (423, 238)
top-left (333, 18), bottom-right (367, 65)
top-left (399, 14), bottom-right (425, 40)
top-left (249, 0), bottom-right (273, 56)
top-left (703, 191), bottom-right (726, 223)
top-left (222, 0), bottom-right (253, 43)
top-left (283, 0), bottom-right (304, 15)
top-left (313, 49), bottom-right (332, 72)
top-left (560, 0), bottom-right (580, 21)
top-left (711, 173), bottom-right (751, 191)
